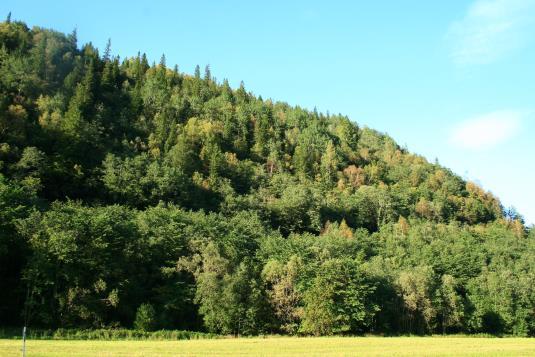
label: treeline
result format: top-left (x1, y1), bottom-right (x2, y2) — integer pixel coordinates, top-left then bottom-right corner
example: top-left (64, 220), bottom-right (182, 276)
top-left (0, 17), bottom-right (533, 336)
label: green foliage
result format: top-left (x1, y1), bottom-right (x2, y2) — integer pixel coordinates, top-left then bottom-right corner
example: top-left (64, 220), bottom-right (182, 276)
top-left (0, 18), bottom-right (533, 337)
top-left (300, 258), bottom-right (378, 335)
top-left (134, 304), bottom-right (157, 331)
top-left (0, 174), bottom-right (38, 324)
top-left (20, 202), bottom-right (138, 327)
top-left (0, 328), bottom-right (216, 340)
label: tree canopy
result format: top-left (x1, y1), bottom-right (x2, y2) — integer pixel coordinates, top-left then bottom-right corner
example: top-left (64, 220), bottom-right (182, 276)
top-left (0, 18), bottom-right (533, 336)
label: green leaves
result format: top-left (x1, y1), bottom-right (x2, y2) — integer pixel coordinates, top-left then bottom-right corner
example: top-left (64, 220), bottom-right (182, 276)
top-left (301, 258), bottom-right (377, 335)
top-left (134, 304), bottom-right (157, 331)
top-left (0, 18), bottom-right (533, 337)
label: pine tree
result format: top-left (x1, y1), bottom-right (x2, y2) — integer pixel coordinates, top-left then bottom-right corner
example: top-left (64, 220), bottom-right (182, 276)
top-left (141, 53), bottom-right (149, 71)
top-left (6, 12), bottom-right (11, 23)
top-left (63, 60), bottom-right (96, 136)
top-left (103, 38), bottom-right (111, 61)
top-left (101, 61), bottom-right (114, 90)
top-left (68, 28), bottom-right (78, 49)
top-left (204, 65), bottom-right (211, 82)
top-left (221, 79), bottom-right (233, 102)
top-left (236, 81), bottom-right (247, 102)
top-left (194, 64), bottom-right (201, 79)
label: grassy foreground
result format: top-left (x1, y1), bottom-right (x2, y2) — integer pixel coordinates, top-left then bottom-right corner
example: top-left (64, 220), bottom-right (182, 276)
top-left (1, 337), bottom-right (535, 357)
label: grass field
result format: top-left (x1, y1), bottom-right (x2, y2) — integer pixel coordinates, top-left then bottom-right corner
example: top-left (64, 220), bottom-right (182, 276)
top-left (1, 336), bottom-right (535, 356)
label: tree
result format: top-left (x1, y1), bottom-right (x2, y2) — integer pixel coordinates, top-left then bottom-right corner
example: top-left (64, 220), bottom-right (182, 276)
top-left (102, 153), bottom-right (193, 208)
top-left (63, 59), bottom-right (98, 141)
top-left (134, 303), bottom-right (157, 331)
top-left (300, 258), bottom-right (378, 335)
top-left (182, 242), bottom-right (269, 335)
top-left (103, 38), bottom-right (111, 61)
top-left (320, 140), bottom-right (339, 184)
top-left (436, 274), bottom-right (464, 333)
top-left (68, 28), bottom-right (77, 48)
top-left (268, 181), bottom-right (321, 235)
top-left (396, 266), bottom-right (436, 333)
top-left (20, 203), bottom-right (138, 328)
top-left (466, 265), bottom-right (534, 335)
top-left (262, 256), bottom-right (303, 333)
top-left (0, 174), bottom-right (37, 325)
top-left (204, 64), bottom-right (211, 82)
top-left (353, 185), bottom-right (394, 232)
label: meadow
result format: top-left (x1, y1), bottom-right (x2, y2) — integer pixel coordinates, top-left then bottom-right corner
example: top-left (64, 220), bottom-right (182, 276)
top-left (1, 336), bottom-right (535, 356)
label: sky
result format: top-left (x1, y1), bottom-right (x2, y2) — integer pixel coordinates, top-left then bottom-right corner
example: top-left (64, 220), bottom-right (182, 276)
top-left (2, 0), bottom-right (534, 224)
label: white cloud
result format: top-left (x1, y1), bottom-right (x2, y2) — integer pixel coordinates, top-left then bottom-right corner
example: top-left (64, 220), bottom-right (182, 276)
top-left (446, 0), bottom-right (535, 65)
top-left (450, 110), bottom-right (524, 150)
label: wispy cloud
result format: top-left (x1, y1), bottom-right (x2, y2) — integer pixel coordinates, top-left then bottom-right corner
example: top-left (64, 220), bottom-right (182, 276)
top-left (450, 110), bottom-right (524, 150)
top-left (446, 0), bottom-right (535, 65)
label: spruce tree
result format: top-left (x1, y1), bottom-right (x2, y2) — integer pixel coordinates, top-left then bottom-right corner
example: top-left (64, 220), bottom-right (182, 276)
top-left (141, 53), bottom-right (149, 71)
top-left (103, 38), bottom-right (111, 61)
top-left (68, 28), bottom-right (78, 49)
top-left (63, 60), bottom-right (96, 136)
top-left (204, 64), bottom-right (211, 82)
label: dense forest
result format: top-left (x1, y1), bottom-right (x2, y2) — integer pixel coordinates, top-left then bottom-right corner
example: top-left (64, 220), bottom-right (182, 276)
top-left (1, 17), bottom-right (533, 336)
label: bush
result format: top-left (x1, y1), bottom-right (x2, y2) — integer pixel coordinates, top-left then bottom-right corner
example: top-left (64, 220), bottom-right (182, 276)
top-left (0, 328), bottom-right (217, 340)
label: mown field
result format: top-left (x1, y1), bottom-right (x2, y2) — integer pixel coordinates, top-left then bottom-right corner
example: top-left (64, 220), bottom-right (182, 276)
top-left (1, 336), bottom-right (535, 356)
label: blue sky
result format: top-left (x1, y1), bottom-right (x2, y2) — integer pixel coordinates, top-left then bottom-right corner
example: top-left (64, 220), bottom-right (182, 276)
top-left (3, 0), bottom-right (534, 224)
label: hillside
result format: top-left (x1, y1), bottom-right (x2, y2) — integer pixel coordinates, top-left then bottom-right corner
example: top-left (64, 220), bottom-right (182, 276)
top-left (0, 19), bottom-right (533, 336)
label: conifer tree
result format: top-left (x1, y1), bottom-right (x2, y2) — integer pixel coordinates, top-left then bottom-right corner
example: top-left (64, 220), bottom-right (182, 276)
top-left (320, 140), bottom-right (339, 184)
top-left (221, 79), bottom-right (233, 102)
top-left (68, 28), bottom-right (77, 49)
top-left (63, 59), bottom-right (96, 137)
top-left (204, 64), bottom-right (211, 82)
top-left (103, 38), bottom-right (111, 61)
top-left (141, 53), bottom-right (149, 71)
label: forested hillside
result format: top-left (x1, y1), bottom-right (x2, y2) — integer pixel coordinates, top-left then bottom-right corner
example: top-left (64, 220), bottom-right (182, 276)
top-left (1, 18), bottom-right (533, 336)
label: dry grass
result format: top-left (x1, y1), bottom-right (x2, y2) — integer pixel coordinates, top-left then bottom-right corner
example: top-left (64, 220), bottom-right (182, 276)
top-left (1, 336), bottom-right (535, 356)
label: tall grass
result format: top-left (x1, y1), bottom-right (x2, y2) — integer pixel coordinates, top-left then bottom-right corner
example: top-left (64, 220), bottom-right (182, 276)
top-left (0, 328), bottom-right (217, 340)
